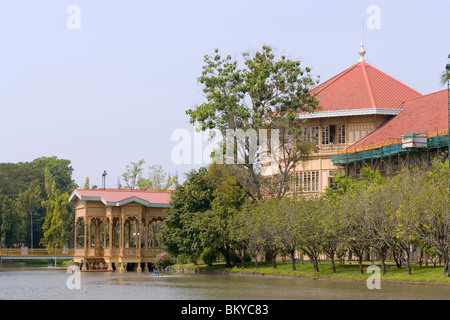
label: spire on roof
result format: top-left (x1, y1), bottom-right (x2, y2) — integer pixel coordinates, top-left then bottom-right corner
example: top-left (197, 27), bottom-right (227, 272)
top-left (358, 20), bottom-right (366, 62)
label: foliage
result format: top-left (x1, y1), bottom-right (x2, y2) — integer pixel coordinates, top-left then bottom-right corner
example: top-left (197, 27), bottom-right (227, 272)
top-left (40, 168), bottom-right (73, 249)
top-left (154, 252), bottom-right (175, 270)
top-left (138, 164), bottom-right (178, 191)
top-left (159, 164), bottom-right (247, 267)
top-left (200, 247), bottom-right (218, 266)
top-left (186, 45), bottom-right (320, 200)
top-left (122, 159), bottom-right (146, 190)
top-left (121, 160), bottom-right (177, 191)
top-left (158, 168), bottom-right (214, 259)
top-left (0, 157), bottom-right (75, 249)
top-left (161, 160), bottom-right (449, 278)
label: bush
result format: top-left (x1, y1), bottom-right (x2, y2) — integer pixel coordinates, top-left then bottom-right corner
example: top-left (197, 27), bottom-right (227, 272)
top-left (176, 254), bottom-right (190, 264)
top-left (201, 248), bottom-right (218, 266)
top-left (154, 252), bottom-right (174, 270)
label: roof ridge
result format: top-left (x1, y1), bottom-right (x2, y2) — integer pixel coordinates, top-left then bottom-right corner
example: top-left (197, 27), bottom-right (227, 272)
top-left (360, 62), bottom-right (377, 108)
top-left (75, 188), bottom-right (173, 193)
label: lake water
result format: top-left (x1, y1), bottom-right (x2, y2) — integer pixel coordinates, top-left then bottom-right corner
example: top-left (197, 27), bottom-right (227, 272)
top-left (0, 266), bottom-right (449, 300)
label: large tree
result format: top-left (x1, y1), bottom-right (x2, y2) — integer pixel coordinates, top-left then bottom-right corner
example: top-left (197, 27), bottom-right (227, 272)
top-left (413, 160), bottom-right (450, 277)
top-left (187, 45), bottom-right (319, 200)
top-left (40, 168), bottom-right (73, 249)
top-left (0, 156), bottom-right (76, 248)
top-left (159, 164), bottom-right (247, 266)
top-left (122, 159), bottom-right (146, 190)
top-left (158, 168), bottom-right (213, 259)
top-left (0, 193), bottom-right (24, 247)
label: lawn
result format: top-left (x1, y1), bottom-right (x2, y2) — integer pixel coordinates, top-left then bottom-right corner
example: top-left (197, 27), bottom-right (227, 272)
top-left (173, 260), bottom-right (450, 285)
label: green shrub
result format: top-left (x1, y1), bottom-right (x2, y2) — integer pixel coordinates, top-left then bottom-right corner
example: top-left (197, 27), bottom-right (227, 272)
top-left (201, 248), bottom-right (218, 266)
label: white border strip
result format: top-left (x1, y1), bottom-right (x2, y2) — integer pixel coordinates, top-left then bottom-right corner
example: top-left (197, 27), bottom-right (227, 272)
top-left (298, 108), bottom-right (401, 119)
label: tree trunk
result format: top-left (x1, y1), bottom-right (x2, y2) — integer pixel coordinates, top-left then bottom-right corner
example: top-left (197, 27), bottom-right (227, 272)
top-left (380, 258), bottom-right (386, 275)
top-left (444, 255), bottom-right (449, 278)
top-left (379, 248), bottom-right (388, 275)
top-left (272, 253), bottom-right (277, 269)
top-left (220, 246), bottom-right (232, 268)
top-left (240, 251), bottom-right (246, 269)
top-left (357, 255), bottom-right (364, 275)
top-left (404, 251), bottom-right (412, 276)
top-left (313, 256), bottom-right (320, 272)
top-left (265, 250), bottom-right (272, 264)
top-left (330, 256), bottom-right (337, 273)
top-left (393, 248), bottom-right (402, 268)
top-left (290, 251), bottom-right (296, 271)
top-left (251, 252), bottom-right (259, 269)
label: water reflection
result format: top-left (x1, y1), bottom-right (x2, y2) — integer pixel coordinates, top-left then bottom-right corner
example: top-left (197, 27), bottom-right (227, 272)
top-left (0, 266), bottom-right (449, 300)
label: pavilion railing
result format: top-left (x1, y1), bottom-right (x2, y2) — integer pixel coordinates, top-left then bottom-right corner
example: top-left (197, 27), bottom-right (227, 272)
top-left (0, 248), bottom-right (74, 257)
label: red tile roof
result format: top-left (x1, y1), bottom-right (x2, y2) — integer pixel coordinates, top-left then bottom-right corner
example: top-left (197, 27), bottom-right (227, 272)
top-left (69, 189), bottom-right (172, 207)
top-left (310, 62), bottom-right (422, 112)
top-left (347, 89), bottom-right (449, 151)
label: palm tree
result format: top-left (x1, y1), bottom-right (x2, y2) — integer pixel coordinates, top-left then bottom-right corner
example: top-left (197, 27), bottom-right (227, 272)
top-left (440, 69), bottom-right (450, 86)
top-left (442, 54), bottom-right (450, 86)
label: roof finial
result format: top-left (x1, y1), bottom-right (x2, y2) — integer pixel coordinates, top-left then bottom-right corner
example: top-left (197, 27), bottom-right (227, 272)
top-left (359, 19), bottom-right (366, 62)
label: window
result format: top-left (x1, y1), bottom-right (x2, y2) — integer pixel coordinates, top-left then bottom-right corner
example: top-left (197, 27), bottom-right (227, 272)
top-left (329, 125), bottom-right (336, 144)
top-left (302, 126), bottom-right (319, 143)
top-left (322, 125), bottom-right (345, 145)
top-left (338, 124), bottom-right (346, 144)
top-left (321, 126), bottom-right (329, 145)
top-left (296, 171), bottom-right (319, 192)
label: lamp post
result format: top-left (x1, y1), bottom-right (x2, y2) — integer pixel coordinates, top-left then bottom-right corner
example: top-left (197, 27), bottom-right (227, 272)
top-left (447, 56), bottom-right (450, 165)
top-left (30, 212), bottom-right (36, 249)
top-left (447, 55), bottom-right (450, 191)
top-left (102, 170), bottom-right (107, 190)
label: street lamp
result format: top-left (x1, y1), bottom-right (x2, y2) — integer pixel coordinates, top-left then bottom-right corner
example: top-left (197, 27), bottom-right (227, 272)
top-left (102, 170), bottom-right (107, 190)
top-left (447, 55), bottom-right (450, 190)
top-left (30, 212), bottom-right (36, 249)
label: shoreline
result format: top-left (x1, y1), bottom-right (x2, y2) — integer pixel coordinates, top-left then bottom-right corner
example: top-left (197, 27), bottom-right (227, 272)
top-left (3, 260), bottom-right (449, 286)
top-left (173, 264), bottom-right (450, 287)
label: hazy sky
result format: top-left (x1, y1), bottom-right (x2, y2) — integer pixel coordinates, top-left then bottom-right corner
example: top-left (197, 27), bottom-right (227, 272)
top-left (1, 0), bottom-right (449, 188)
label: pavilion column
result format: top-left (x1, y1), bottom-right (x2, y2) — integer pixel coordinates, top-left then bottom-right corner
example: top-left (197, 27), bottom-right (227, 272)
top-left (136, 216), bottom-right (142, 272)
top-left (118, 217), bottom-right (125, 272)
top-left (128, 221), bottom-right (131, 248)
top-left (74, 220), bottom-right (78, 250)
top-left (103, 218), bottom-right (107, 249)
top-left (135, 219), bottom-right (139, 250)
top-left (144, 218), bottom-right (149, 272)
top-left (95, 219), bottom-right (99, 250)
top-left (108, 218), bottom-right (113, 271)
top-left (83, 219), bottom-right (87, 253)
top-left (144, 218), bottom-right (149, 249)
top-left (82, 218), bottom-right (87, 271)
top-left (88, 219), bottom-right (92, 250)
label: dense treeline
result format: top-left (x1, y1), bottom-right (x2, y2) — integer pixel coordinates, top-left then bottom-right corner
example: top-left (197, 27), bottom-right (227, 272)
top-left (158, 160), bottom-right (450, 277)
top-left (0, 157), bottom-right (76, 248)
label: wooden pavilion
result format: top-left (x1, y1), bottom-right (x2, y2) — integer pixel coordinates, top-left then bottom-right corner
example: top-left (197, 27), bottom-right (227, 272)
top-left (69, 189), bottom-right (171, 272)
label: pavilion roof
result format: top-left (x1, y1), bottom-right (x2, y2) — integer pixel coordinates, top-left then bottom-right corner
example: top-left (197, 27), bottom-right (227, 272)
top-left (69, 188), bottom-right (172, 207)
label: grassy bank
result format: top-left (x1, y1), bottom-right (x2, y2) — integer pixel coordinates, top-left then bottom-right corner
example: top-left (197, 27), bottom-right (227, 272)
top-left (173, 260), bottom-right (450, 285)
top-left (1, 259), bottom-right (73, 267)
